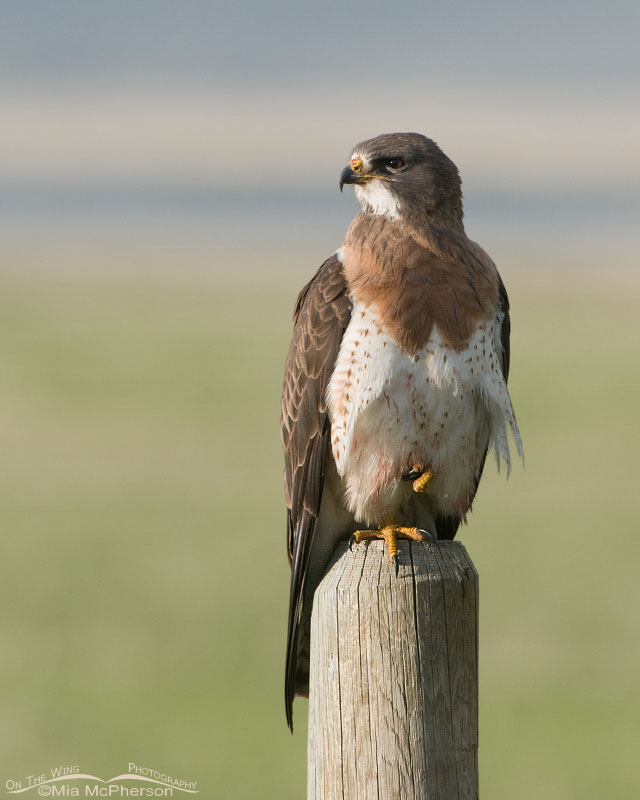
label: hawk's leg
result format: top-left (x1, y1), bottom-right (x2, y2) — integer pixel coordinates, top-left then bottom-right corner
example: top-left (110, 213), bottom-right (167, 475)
top-left (351, 525), bottom-right (433, 574)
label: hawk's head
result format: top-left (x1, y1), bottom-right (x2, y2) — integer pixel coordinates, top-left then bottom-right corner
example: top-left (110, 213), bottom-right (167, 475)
top-left (340, 132), bottom-right (463, 228)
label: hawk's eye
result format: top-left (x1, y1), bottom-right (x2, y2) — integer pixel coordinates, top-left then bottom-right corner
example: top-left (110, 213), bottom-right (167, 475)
top-left (385, 158), bottom-right (405, 171)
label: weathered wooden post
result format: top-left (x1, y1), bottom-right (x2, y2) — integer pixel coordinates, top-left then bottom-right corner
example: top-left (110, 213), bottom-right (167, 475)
top-left (308, 539), bottom-right (478, 800)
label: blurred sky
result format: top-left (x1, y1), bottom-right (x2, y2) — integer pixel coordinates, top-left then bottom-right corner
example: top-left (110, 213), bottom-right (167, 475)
top-left (1, 0), bottom-right (638, 263)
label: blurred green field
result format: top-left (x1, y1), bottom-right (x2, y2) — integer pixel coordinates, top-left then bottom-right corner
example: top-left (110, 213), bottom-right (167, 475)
top-left (1, 251), bottom-right (639, 798)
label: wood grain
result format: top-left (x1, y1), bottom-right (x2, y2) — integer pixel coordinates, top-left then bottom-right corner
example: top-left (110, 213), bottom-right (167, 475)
top-left (308, 540), bottom-right (479, 800)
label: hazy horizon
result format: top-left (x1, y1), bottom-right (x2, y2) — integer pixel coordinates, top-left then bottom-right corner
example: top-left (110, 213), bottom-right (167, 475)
top-left (1, 0), bottom-right (638, 266)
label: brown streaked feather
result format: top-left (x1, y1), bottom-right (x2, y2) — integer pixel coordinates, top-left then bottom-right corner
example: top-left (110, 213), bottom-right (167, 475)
top-left (436, 264), bottom-right (512, 541)
top-left (281, 253), bottom-right (351, 730)
top-left (342, 213), bottom-right (512, 541)
top-left (342, 214), bottom-right (500, 354)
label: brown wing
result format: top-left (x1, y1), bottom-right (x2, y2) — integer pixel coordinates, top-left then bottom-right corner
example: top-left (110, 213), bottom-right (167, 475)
top-left (496, 270), bottom-right (511, 380)
top-left (281, 253), bottom-right (351, 730)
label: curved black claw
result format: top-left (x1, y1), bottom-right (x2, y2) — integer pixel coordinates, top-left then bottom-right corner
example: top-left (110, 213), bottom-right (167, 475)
top-left (348, 533), bottom-right (356, 552)
top-left (393, 553), bottom-right (399, 576)
top-left (402, 469), bottom-right (422, 481)
top-left (417, 528), bottom-right (437, 543)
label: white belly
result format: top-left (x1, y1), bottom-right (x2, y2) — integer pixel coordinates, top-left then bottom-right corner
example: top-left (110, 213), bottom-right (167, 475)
top-left (327, 302), bottom-right (522, 526)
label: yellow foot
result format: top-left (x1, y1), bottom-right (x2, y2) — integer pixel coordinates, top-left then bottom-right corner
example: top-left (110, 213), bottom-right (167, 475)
top-left (411, 466), bottom-right (434, 493)
top-left (351, 525), bottom-right (428, 573)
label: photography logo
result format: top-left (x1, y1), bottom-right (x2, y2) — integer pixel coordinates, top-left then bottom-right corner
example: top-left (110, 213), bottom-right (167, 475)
top-left (4, 764), bottom-right (198, 797)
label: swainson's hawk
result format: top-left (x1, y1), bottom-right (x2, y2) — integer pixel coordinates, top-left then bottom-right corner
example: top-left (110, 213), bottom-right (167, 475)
top-left (281, 132), bottom-right (523, 729)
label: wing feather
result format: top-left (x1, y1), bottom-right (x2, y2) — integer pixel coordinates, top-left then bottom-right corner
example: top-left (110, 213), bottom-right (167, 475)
top-left (281, 253), bottom-right (351, 729)
top-left (497, 270), bottom-right (511, 380)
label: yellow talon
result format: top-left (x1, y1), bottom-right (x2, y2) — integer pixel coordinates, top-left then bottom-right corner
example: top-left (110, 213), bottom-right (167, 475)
top-left (412, 469), bottom-right (433, 493)
top-left (352, 525), bottom-right (426, 564)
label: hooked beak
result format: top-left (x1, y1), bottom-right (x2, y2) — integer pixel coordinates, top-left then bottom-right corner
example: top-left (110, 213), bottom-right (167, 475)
top-left (339, 165), bottom-right (359, 192)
